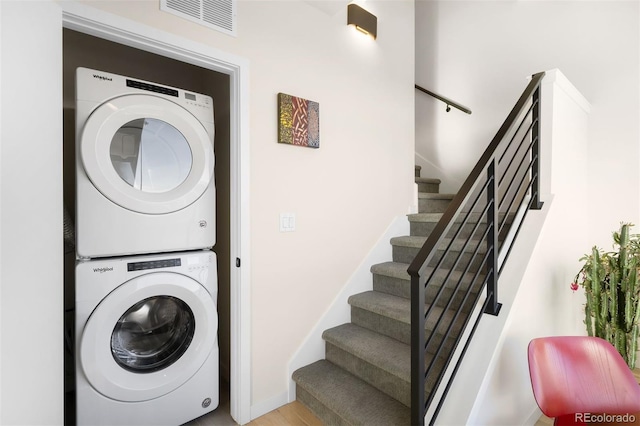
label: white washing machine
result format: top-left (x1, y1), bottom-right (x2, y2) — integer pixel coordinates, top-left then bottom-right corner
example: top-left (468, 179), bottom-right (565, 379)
top-left (75, 250), bottom-right (219, 425)
top-left (75, 67), bottom-right (216, 258)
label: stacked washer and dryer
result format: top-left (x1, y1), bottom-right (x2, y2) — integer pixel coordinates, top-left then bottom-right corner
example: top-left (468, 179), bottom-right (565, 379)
top-left (74, 68), bottom-right (219, 425)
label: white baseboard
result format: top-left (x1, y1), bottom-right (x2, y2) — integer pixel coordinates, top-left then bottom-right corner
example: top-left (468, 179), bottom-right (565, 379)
top-left (250, 390), bottom-right (289, 421)
top-left (524, 405), bottom-right (544, 426)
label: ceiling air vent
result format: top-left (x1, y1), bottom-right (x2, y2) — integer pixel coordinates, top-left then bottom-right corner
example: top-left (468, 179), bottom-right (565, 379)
top-left (161, 0), bottom-right (236, 37)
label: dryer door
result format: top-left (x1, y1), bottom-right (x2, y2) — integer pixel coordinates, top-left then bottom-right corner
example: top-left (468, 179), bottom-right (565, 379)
top-left (79, 272), bottom-right (217, 402)
top-left (80, 94), bottom-right (214, 214)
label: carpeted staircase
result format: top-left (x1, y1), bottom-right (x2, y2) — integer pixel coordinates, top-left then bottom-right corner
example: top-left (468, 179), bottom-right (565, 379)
top-left (292, 166), bottom-right (488, 425)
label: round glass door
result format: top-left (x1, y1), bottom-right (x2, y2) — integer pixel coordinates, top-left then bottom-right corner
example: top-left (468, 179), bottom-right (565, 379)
top-left (111, 296), bottom-right (195, 373)
top-left (110, 119), bottom-right (193, 194)
top-left (79, 272), bottom-right (217, 402)
top-left (80, 94), bottom-right (214, 214)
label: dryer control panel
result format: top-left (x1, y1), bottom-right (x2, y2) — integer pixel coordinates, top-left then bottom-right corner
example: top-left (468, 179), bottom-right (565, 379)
top-left (184, 91), bottom-right (212, 110)
top-left (126, 79), bottom-right (178, 97)
top-left (125, 78), bottom-right (212, 111)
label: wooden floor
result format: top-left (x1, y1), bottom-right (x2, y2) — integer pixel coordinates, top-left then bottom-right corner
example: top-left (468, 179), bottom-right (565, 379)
top-left (249, 368), bottom-right (640, 426)
top-left (247, 401), bottom-right (322, 426)
top-left (534, 368), bottom-right (640, 426)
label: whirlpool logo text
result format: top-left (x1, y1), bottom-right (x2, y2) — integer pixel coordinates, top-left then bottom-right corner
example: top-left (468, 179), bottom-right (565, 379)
top-left (92, 74), bottom-right (113, 82)
top-left (93, 267), bottom-right (113, 273)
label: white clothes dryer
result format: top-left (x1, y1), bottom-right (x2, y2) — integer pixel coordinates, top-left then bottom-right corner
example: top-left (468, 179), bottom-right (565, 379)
top-left (75, 67), bottom-right (216, 258)
top-left (75, 250), bottom-right (219, 425)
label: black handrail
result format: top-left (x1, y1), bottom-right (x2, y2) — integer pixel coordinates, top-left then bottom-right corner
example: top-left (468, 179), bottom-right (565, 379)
top-left (408, 72), bottom-right (545, 425)
top-left (415, 84), bottom-right (472, 115)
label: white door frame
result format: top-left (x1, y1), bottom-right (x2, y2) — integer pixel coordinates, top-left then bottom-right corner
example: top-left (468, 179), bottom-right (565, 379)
top-left (61, 3), bottom-right (252, 424)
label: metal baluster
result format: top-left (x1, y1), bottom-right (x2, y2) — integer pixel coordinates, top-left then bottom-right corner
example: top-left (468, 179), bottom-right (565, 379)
top-left (531, 86), bottom-right (543, 210)
top-left (411, 272), bottom-right (426, 426)
top-left (484, 160), bottom-right (502, 316)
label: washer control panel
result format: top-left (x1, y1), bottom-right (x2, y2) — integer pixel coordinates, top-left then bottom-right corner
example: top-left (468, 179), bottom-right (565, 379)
top-left (187, 253), bottom-right (212, 272)
top-left (127, 258), bottom-right (181, 272)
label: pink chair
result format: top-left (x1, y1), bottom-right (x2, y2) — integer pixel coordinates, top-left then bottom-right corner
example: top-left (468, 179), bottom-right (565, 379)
top-left (528, 336), bottom-right (640, 425)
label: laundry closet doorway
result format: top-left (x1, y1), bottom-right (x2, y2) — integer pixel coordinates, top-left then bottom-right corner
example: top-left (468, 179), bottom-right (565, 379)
top-left (61, 4), bottom-right (251, 424)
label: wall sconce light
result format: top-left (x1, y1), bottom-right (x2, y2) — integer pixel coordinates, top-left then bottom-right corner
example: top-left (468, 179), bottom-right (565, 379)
top-left (347, 3), bottom-right (377, 40)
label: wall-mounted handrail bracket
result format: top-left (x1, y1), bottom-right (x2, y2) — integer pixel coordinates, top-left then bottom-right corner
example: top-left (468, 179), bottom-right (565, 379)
top-left (415, 84), bottom-right (472, 115)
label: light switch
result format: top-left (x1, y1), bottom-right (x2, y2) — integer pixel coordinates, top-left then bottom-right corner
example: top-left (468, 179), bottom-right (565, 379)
top-left (280, 213), bottom-right (296, 232)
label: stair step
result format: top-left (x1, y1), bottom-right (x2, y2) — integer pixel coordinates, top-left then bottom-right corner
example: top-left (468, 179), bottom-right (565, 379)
top-left (348, 291), bottom-right (471, 348)
top-left (370, 260), bottom-right (411, 281)
top-left (371, 261), bottom-right (482, 303)
top-left (293, 359), bottom-right (411, 426)
top-left (322, 323), bottom-right (446, 407)
top-left (415, 177), bottom-right (440, 184)
top-left (392, 235), bottom-right (486, 250)
top-left (419, 192), bottom-right (455, 200)
top-left (408, 212), bottom-right (516, 238)
top-left (415, 177), bottom-right (441, 193)
top-left (390, 235), bottom-right (487, 270)
top-left (408, 213), bottom-right (485, 239)
top-left (418, 192), bottom-right (455, 214)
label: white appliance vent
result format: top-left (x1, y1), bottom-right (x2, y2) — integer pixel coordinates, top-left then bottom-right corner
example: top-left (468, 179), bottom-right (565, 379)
top-left (161, 0), bottom-right (236, 37)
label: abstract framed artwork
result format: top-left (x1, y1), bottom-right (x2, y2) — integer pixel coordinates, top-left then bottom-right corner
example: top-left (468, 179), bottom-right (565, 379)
top-left (278, 93), bottom-right (319, 148)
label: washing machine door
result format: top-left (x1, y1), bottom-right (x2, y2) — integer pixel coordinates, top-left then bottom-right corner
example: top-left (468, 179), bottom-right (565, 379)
top-left (79, 272), bottom-right (217, 402)
top-left (80, 94), bottom-right (214, 214)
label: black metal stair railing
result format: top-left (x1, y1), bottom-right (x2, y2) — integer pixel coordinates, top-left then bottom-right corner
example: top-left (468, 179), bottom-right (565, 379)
top-left (408, 72), bottom-right (546, 426)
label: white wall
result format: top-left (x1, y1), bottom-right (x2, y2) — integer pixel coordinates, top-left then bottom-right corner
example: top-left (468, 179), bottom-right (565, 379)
top-left (1, 0), bottom-right (415, 420)
top-left (416, 1), bottom-right (640, 247)
top-left (0, 2), bottom-right (64, 424)
top-left (0, 2), bottom-right (3, 419)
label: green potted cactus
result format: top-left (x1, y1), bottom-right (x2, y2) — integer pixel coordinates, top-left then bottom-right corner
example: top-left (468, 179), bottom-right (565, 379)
top-left (572, 223), bottom-right (640, 369)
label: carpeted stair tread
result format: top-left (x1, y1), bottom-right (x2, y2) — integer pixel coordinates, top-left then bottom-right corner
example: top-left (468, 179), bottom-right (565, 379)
top-left (391, 235), bottom-right (488, 266)
top-left (371, 261), bottom-right (475, 283)
top-left (407, 213), bottom-right (514, 240)
top-left (321, 323), bottom-right (451, 407)
top-left (348, 291), bottom-right (415, 325)
top-left (418, 192), bottom-right (455, 200)
top-left (417, 193), bottom-right (452, 213)
top-left (407, 212), bottom-right (444, 223)
top-left (371, 262), bottom-right (482, 285)
top-left (347, 291), bottom-right (467, 337)
top-left (415, 177), bottom-right (441, 185)
top-left (391, 235), bottom-right (428, 248)
top-left (371, 261), bottom-right (482, 299)
top-left (292, 360), bottom-right (411, 425)
top-left (323, 323), bottom-right (411, 380)
top-left (416, 177), bottom-right (441, 194)
top-left (370, 261), bottom-right (410, 280)
top-left (390, 235), bottom-right (487, 253)
top-left (407, 211), bottom-right (515, 224)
